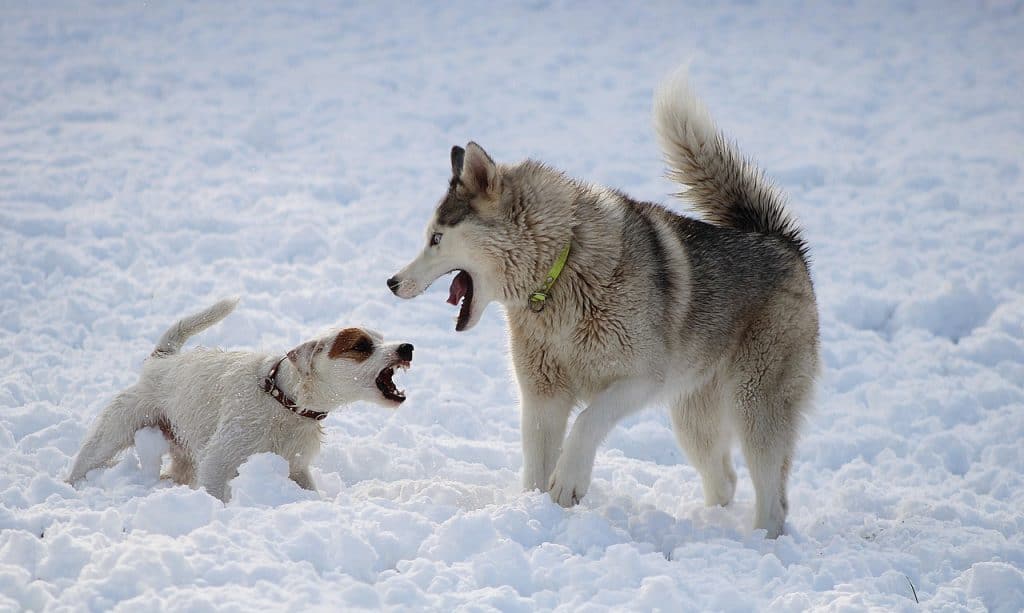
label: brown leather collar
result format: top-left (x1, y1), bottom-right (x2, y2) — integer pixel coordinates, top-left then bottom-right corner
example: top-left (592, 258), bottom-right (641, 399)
top-left (261, 357), bottom-right (328, 421)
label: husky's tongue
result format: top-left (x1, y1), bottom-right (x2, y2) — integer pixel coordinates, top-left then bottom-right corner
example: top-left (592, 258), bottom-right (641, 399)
top-left (446, 270), bottom-right (474, 331)
top-left (447, 271), bottom-right (470, 306)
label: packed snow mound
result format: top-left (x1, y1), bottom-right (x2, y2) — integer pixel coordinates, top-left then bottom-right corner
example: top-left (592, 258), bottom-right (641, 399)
top-left (228, 453), bottom-right (320, 507)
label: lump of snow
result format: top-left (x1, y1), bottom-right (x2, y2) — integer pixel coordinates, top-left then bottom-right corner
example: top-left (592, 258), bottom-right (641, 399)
top-left (967, 562), bottom-right (1024, 613)
top-left (131, 488), bottom-right (217, 537)
top-left (890, 281), bottom-right (996, 342)
top-left (227, 453), bottom-right (319, 507)
top-left (133, 427), bottom-right (168, 483)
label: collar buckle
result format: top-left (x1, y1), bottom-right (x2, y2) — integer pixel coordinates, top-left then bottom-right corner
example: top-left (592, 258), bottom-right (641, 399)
top-left (529, 292), bottom-right (547, 312)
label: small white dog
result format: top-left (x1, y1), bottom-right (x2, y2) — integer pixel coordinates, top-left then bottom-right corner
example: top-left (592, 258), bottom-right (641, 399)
top-left (66, 298), bottom-right (413, 501)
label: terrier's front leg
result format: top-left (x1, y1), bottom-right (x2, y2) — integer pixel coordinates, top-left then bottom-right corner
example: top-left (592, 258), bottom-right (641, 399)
top-left (196, 422), bottom-right (259, 502)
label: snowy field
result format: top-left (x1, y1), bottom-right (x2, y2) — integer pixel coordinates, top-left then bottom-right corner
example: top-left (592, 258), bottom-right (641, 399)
top-left (2, 1), bottom-right (1023, 610)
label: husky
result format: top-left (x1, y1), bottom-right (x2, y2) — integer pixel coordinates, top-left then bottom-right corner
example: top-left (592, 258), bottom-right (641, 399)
top-left (67, 298), bottom-right (413, 501)
top-left (387, 72), bottom-right (819, 537)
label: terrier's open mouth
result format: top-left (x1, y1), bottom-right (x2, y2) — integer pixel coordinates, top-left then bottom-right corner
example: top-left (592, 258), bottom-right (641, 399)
top-left (447, 270), bottom-right (474, 332)
top-left (375, 360), bottom-right (409, 403)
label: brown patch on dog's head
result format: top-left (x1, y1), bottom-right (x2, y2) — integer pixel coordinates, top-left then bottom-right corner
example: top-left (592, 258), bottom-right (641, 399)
top-left (328, 328), bottom-right (374, 362)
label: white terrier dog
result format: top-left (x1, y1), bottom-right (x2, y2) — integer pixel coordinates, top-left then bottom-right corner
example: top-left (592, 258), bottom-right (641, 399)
top-left (66, 298), bottom-right (413, 501)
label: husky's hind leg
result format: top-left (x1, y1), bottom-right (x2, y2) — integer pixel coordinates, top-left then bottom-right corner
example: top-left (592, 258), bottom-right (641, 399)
top-left (733, 322), bottom-right (817, 538)
top-left (670, 379), bottom-right (737, 507)
top-left (735, 401), bottom-right (796, 539)
top-left (67, 386), bottom-right (149, 483)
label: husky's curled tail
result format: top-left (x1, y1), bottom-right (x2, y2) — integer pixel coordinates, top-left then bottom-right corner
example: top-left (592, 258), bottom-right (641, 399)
top-left (152, 298), bottom-right (238, 357)
top-left (654, 71), bottom-right (808, 258)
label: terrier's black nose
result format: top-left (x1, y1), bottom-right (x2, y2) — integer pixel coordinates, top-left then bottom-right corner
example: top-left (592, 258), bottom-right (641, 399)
top-left (397, 343), bottom-right (413, 361)
top-left (387, 276), bottom-right (401, 294)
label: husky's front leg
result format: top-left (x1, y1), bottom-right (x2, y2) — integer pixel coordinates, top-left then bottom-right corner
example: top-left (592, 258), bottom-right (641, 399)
top-left (548, 380), bottom-right (650, 507)
top-left (519, 386), bottom-right (573, 492)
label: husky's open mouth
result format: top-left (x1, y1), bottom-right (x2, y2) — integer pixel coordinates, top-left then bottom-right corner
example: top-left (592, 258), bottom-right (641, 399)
top-left (447, 270), bottom-right (474, 332)
top-left (375, 360), bottom-right (409, 404)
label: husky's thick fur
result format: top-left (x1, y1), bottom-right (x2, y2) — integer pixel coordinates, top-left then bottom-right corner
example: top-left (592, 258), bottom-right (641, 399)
top-left (67, 299), bottom-right (413, 501)
top-left (388, 72), bottom-right (819, 537)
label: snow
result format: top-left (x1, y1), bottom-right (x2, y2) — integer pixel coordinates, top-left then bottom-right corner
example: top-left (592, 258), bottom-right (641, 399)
top-left (1, 0), bottom-right (1022, 610)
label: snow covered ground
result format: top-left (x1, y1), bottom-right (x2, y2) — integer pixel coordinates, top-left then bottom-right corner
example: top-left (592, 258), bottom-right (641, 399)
top-left (2, 0), bottom-right (1023, 610)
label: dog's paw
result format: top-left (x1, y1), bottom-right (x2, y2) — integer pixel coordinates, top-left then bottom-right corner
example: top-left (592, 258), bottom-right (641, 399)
top-left (522, 468), bottom-right (552, 493)
top-left (547, 459), bottom-right (590, 508)
top-left (702, 469), bottom-right (737, 507)
top-left (548, 481), bottom-right (581, 507)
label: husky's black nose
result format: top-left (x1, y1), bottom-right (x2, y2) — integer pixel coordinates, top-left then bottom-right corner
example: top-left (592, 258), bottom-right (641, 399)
top-left (387, 276), bottom-right (400, 295)
top-left (397, 343), bottom-right (413, 361)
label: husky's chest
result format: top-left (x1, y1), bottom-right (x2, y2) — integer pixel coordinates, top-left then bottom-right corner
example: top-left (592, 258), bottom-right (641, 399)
top-left (508, 313), bottom-right (650, 398)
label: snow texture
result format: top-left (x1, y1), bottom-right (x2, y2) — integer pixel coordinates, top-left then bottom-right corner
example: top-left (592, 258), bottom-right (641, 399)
top-left (2, 1), bottom-right (1023, 610)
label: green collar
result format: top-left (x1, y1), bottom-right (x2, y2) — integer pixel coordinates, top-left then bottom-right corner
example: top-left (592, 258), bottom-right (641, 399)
top-left (529, 242), bottom-right (571, 312)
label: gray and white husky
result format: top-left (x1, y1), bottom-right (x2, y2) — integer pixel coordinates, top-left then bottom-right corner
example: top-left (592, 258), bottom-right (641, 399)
top-left (388, 71), bottom-right (819, 537)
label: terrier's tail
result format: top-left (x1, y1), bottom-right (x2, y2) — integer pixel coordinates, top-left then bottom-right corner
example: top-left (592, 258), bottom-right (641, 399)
top-left (151, 298), bottom-right (238, 357)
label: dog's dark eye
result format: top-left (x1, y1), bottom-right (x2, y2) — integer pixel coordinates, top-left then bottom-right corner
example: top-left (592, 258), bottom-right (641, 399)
top-left (354, 338), bottom-right (373, 353)
top-left (430, 232), bottom-right (443, 247)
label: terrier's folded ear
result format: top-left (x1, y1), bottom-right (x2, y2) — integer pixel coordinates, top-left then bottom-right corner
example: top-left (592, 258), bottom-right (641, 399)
top-left (287, 340), bottom-right (322, 378)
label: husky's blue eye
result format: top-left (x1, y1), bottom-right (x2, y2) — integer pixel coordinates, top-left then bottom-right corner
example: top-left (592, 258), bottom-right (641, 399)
top-left (430, 232), bottom-right (443, 246)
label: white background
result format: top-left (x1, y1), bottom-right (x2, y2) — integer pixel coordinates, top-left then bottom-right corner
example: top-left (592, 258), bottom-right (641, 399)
top-left (1, 1), bottom-right (1022, 610)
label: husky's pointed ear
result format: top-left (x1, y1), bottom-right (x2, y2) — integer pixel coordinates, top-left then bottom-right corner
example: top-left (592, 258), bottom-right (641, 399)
top-left (287, 340), bottom-right (321, 379)
top-left (461, 142), bottom-right (500, 199)
top-left (451, 145), bottom-right (465, 179)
